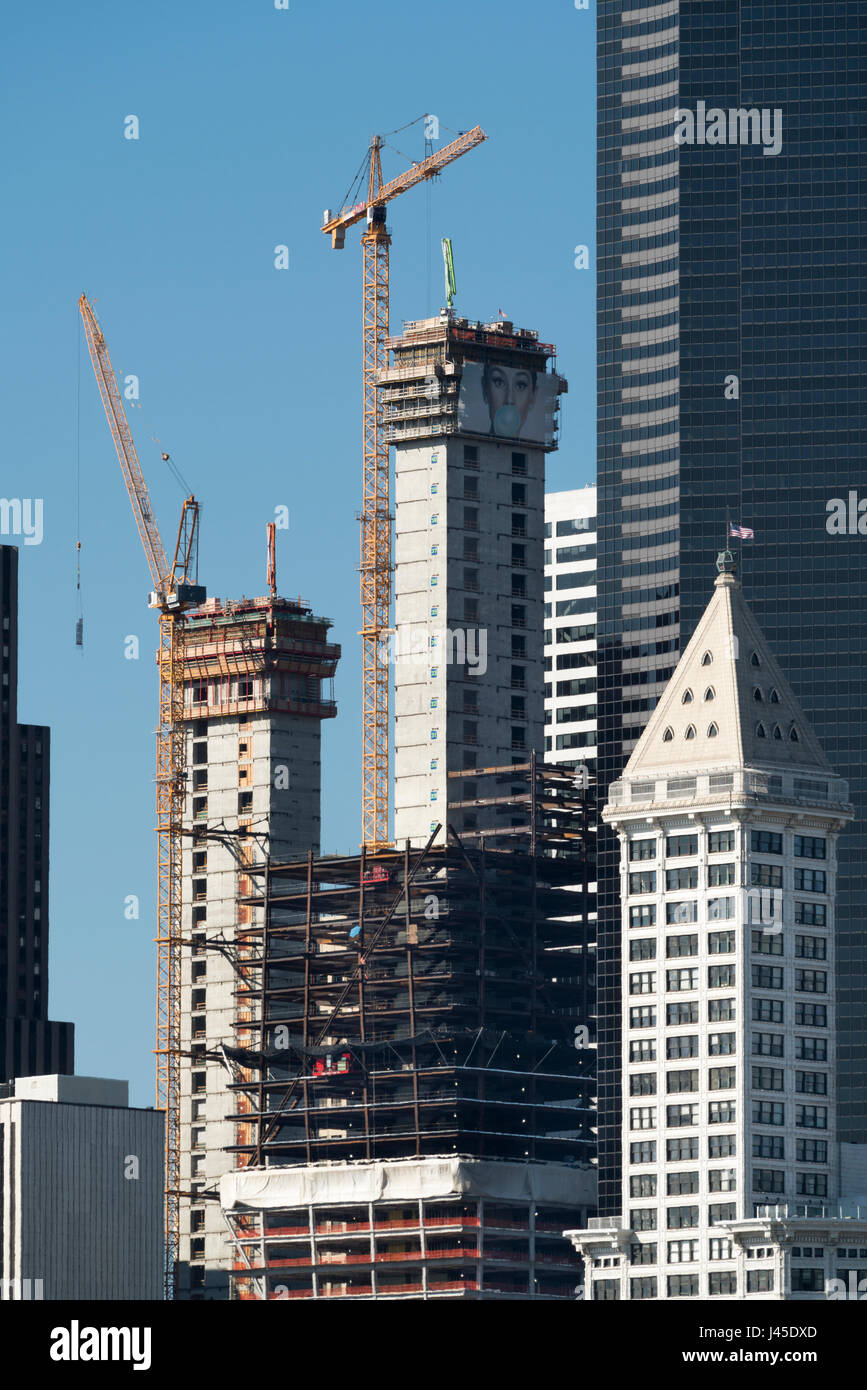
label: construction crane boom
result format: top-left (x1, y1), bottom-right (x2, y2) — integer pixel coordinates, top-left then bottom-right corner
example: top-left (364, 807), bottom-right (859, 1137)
top-left (321, 122), bottom-right (487, 851)
top-left (78, 294), bottom-right (204, 1299)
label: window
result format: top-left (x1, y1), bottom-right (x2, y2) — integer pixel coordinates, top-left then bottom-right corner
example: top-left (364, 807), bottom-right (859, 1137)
top-left (752, 965), bottom-right (784, 990)
top-left (708, 896), bottom-right (735, 921)
top-left (630, 938), bottom-right (657, 961)
top-left (794, 835), bottom-right (826, 860)
top-left (795, 933), bottom-right (827, 959)
top-left (667, 1238), bottom-right (699, 1262)
top-left (701, 651), bottom-right (712, 666)
top-left (666, 834), bottom-right (698, 857)
top-left (708, 998), bottom-right (735, 1022)
top-left (753, 1169), bottom-right (785, 1194)
top-left (751, 830), bottom-right (783, 855)
top-left (795, 867), bottom-right (826, 893)
top-left (753, 998), bottom-right (784, 1024)
top-left (629, 870), bottom-right (657, 894)
top-left (630, 1006), bottom-right (656, 1029)
top-left (630, 1174), bottom-right (658, 1198)
top-left (630, 1140), bottom-right (657, 1163)
top-left (630, 1073), bottom-right (657, 1096)
top-left (796, 1139), bottom-right (828, 1163)
top-left (795, 903), bottom-right (827, 927)
top-left (667, 1104), bottom-right (698, 1128)
top-left (708, 830), bottom-right (734, 853)
top-left (707, 723), bottom-right (718, 737)
top-left (666, 934), bottom-right (698, 958)
top-left (753, 1067), bottom-right (784, 1092)
top-left (630, 1208), bottom-right (657, 1230)
top-left (594, 1279), bottom-right (619, 1301)
top-left (709, 1203), bottom-right (736, 1224)
top-left (796, 1105), bottom-right (827, 1130)
top-left (667, 1171), bottom-right (699, 1196)
top-left (795, 1003), bottom-right (827, 1027)
top-left (630, 1041), bottom-right (657, 1063)
top-left (667, 866), bottom-right (698, 891)
top-left (630, 1107), bottom-right (657, 1130)
top-left (632, 1242), bottom-right (657, 1266)
top-left (791, 1268), bottom-right (824, 1291)
top-left (751, 930), bottom-right (783, 956)
top-left (667, 1001), bottom-right (698, 1025)
top-left (708, 1271), bottom-right (737, 1295)
top-left (751, 862), bottom-right (783, 888)
top-left (630, 838), bottom-right (657, 861)
top-left (667, 1070), bottom-right (698, 1094)
top-left (708, 964), bottom-right (736, 988)
top-left (752, 1032), bottom-right (784, 1058)
top-left (795, 1036), bottom-right (827, 1062)
top-left (753, 1135), bottom-right (784, 1160)
top-left (630, 1277), bottom-right (657, 1300)
top-left (709, 1134), bottom-right (736, 1158)
top-left (709, 1169), bottom-right (737, 1192)
top-left (666, 902), bottom-right (698, 925)
top-left (708, 863), bottom-right (735, 886)
top-left (708, 931), bottom-right (735, 955)
top-left (667, 1207), bottom-right (699, 1230)
top-left (796, 969), bottom-right (827, 994)
top-left (752, 1100), bottom-right (784, 1126)
top-left (756, 722), bottom-right (766, 738)
top-left (709, 1067), bottom-right (736, 1090)
top-left (630, 905), bottom-right (657, 928)
top-left (709, 1032), bottom-right (736, 1056)
top-left (667, 1137), bottom-right (699, 1161)
top-left (667, 967), bottom-right (698, 991)
top-left (510, 450), bottom-right (526, 474)
top-left (667, 1035), bottom-right (698, 1059)
top-left (796, 1071), bottom-right (828, 1096)
top-left (708, 1100), bottom-right (736, 1124)
top-left (663, 727), bottom-right (674, 742)
top-left (704, 687), bottom-right (715, 701)
top-left (629, 970), bottom-right (657, 996)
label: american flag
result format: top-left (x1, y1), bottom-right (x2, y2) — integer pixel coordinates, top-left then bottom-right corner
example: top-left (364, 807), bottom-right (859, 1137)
top-left (730, 523), bottom-right (754, 540)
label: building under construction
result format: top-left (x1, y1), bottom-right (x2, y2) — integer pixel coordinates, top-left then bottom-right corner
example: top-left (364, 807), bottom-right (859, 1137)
top-left (176, 589), bottom-right (340, 1298)
top-left (218, 758), bottom-right (596, 1299)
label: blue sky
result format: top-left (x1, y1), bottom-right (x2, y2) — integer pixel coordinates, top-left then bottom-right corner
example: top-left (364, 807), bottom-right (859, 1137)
top-left (0, 0), bottom-right (595, 1103)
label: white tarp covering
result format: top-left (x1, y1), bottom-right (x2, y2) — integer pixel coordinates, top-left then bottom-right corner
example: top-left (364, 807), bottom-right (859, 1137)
top-left (220, 1156), bottom-right (595, 1212)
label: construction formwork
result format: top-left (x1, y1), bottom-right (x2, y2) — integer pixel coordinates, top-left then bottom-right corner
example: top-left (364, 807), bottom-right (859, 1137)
top-left (212, 760), bottom-right (596, 1297)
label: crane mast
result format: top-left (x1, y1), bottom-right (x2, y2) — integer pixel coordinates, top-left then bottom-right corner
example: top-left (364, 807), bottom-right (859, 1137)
top-left (321, 123), bottom-right (487, 851)
top-left (78, 295), bottom-right (204, 1298)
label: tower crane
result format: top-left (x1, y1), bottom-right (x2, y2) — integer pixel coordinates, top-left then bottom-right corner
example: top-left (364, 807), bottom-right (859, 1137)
top-left (78, 294), bottom-right (206, 1297)
top-left (321, 122), bottom-right (487, 852)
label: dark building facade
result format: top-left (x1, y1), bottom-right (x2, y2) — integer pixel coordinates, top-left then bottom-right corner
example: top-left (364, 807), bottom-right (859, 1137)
top-left (0, 546), bottom-right (73, 1079)
top-left (596, 1), bottom-right (867, 1212)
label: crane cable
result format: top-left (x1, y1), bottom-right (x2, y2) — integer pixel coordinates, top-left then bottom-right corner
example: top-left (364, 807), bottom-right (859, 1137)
top-left (74, 308), bottom-right (83, 649)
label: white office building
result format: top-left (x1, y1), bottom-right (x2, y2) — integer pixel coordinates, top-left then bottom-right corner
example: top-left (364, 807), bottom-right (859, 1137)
top-left (566, 555), bottom-right (867, 1299)
top-left (544, 487), bottom-right (597, 780)
top-left (0, 1074), bottom-right (163, 1300)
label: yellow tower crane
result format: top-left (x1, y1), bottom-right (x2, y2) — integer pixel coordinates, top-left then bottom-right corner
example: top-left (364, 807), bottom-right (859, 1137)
top-left (321, 121), bottom-right (487, 851)
top-left (78, 294), bottom-right (205, 1298)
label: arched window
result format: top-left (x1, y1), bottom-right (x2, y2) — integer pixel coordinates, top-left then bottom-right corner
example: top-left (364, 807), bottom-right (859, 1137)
top-left (756, 722), bottom-right (766, 738)
top-left (707, 723), bottom-right (719, 737)
top-left (753, 687), bottom-right (763, 702)
top-left (769, 688), bottom-right (780, 704)
top-left (751, 651), bottom-right (761, 667)
top-left (663, 727), bottom-right (674, 742)
top-left (772, 724), bottom-right (782, 740)
top-left (685, 725), bottom-right (696, 740)
top-left (701, 651), bottom-right (713, 666)
top-left (704, 687), bottom-right (715, 701)
top-left (682, 689), bottom-right (694, 704)
top-left (790, 726), bottom-right (800, 743)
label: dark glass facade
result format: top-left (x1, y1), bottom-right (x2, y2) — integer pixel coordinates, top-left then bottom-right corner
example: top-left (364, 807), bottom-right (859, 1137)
top-left (596, 1), bottom-right (866, 1213)
top-left (0, 546), bottom-right (74, 1080)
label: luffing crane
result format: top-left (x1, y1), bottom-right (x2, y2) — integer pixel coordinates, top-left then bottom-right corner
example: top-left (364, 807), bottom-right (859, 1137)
top-left (321, 121), bottom-right (487, 852)
top-left (78, 293), bottom-right (206, 1298)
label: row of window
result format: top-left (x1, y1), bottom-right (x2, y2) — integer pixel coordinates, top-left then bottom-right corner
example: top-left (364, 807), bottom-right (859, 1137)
top-left (629, 832), bottom-right (826, 860)
top-left (630, 932), bottom-right (827, 962)
top-left (595, 1270), bottom-right (782, 1299)
top-left (630, 1103), bottom-right (829, 1130)
top-left (629, 1068), bottom-right (827, 1096)
top-left (629, 1137), bottom-right (828, 1165)
top-left (629, 965), bottom-right (828, 997)
top-left (628, 865), bottom-right (826, 894)
top-left (629, 1034), bottom-right (827, 1063)
top-left (632, 999), bottom-right (827, 1028)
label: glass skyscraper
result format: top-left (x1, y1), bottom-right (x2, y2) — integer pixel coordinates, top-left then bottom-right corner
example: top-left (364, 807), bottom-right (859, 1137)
top-left (596, 1), bottom-right (866, 1213)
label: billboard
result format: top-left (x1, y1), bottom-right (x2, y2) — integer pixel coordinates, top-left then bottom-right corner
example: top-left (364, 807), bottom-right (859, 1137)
top-left (457, 361), bottom-right (558, 445)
